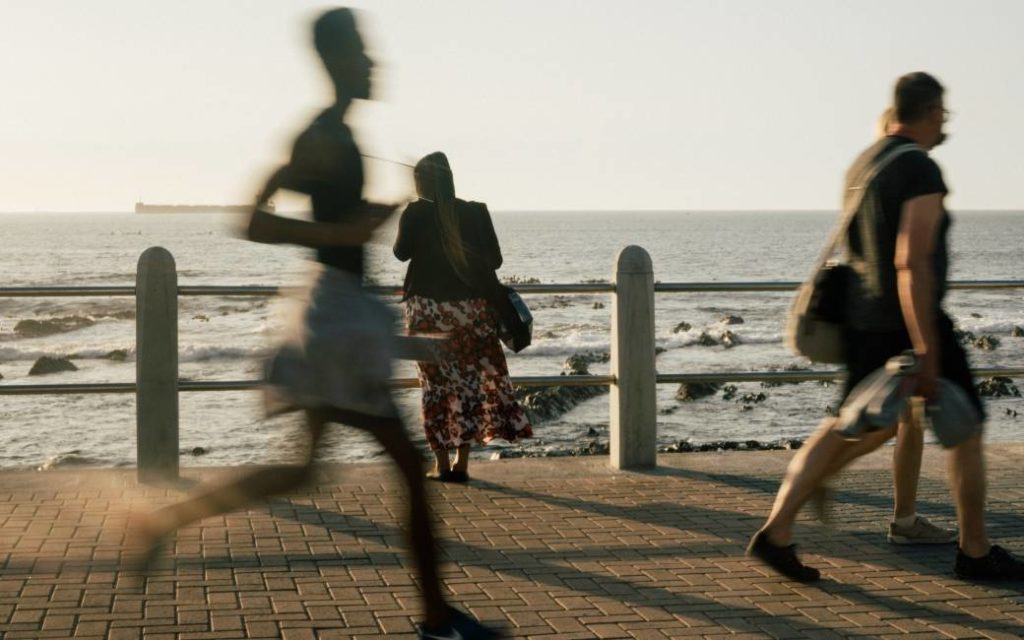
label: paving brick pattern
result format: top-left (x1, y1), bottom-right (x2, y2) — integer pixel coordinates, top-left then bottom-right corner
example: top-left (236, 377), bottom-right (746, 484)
top-left (2, 444), bottom-right (1024, 638)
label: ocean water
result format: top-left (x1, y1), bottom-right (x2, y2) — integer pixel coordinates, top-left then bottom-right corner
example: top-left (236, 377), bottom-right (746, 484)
top-left (1, 210), bottom-right (1022, 469)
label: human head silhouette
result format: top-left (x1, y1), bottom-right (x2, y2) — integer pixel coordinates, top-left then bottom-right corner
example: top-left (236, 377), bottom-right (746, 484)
top-left (313, 8), bottom-right (373, 101)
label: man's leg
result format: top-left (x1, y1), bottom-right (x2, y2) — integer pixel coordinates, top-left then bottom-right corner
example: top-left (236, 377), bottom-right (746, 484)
top-left (762, 419), bottom-right (895, 545)
top-left (139, 410), bottom-right (328, 544)
top-left (356, 413), bottom-right (449, 629)
top-left (949, 432), bottom-right (989, 557)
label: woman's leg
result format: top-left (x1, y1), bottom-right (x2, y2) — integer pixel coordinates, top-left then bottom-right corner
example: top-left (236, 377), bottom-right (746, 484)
top-left (451, 443), bottom-right (471, 473)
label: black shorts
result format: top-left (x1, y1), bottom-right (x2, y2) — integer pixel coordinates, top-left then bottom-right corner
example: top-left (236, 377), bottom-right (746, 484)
top-left (841, 312), bottom-right (985, 420)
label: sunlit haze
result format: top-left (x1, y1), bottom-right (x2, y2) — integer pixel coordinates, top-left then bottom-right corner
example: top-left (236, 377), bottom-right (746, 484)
top-left (2, 0), bottom-right (1022, 212)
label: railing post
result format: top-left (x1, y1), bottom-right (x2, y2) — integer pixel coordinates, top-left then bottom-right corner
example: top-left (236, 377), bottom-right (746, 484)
top-left (610, 245), bottom-right (657, 469)
top-left (136, 247), bottom-right (179, 482)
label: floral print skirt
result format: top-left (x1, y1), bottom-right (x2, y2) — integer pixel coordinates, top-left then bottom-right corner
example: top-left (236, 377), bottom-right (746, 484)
top-left (405, 295), bottom-right (533, 451)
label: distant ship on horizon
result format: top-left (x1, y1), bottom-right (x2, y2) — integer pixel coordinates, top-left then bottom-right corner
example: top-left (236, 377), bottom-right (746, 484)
top-left (134, 201), bottom-right (267, 214)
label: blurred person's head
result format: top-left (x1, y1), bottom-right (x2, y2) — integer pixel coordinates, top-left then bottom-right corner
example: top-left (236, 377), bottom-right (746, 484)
top-left (313, 8), bottom-right (373, 101)
top-left (891, 72), bottom-right (948, 149)
top-left (414, 152), bottom-right (468, 273)
top-left (876, 107), bottom-right (896, 139)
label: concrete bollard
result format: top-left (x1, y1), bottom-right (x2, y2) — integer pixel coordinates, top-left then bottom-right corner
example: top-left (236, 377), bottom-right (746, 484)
top-left (136, 247), bottom-right (179, 482)
top-left (610, 245), bottom-right (657, 469)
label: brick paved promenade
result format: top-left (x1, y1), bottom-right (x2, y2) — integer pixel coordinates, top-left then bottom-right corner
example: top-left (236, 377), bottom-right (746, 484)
top-left (3, 444), bottom-right (1024, 639)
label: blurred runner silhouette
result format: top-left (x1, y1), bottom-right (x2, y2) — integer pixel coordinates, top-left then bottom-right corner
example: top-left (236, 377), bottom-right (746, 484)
top-left (129, 9), bottom-right (501, 638)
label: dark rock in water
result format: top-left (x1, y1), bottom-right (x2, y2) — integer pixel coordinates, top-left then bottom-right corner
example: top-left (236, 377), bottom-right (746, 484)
top-left (29, 356), bottom-right (78, 376)
top-left (516, 352), bottom-right (609, 424)
top-left (104, 349), bottom-right (128, 362)
top-left (784, 439), bottom-right (804, 450)
top-left (586, 426), bottom-right (599, 437)
top-left (1007, 409), bottom-right (1019, 418)
top-left (977, 377), bottom-right (1021, 398)
top-left (721, 385), bottom-right (738, 401)
top-left (720, 330), bottom-right (741, 349)
top-left (15, 316), bottom-right (95, 338)
top-left (675, 382), bottom-right (721, 402)
top-left (970, 312), bottom-right (982, 318)
top-left (592, 302), bottom-right (605, 310)
top-left (721, 314), bottom-right (745, 325)
top-left (0, 371), bottom-right (3, 380)
top-left (761, 363), bottom-right (810, 387)
top-left (654, 346), bottom-right (667, 356)
top-left (953, 328), bottom-right (976, 346)
top-left (824, 404), bottom-right (837, 417)
top-left (503, 275), bottom-right (541, 285)
top-left (192, 314), bottom-right (210, 322)
top-left (1012, 326), bottom-right (1024, 337)
top-left (564, 351), bottom-right (610, 370)
top-left (696, 332), bottom-right (717, 346)
top-left (659, 406), bottom-right (680, 415)
top-left (672, 321), bottom-right (692, 333)
top-left (974, 335), bottom-right (1000, 351)
top-left (738, 392), bottom-right (767, 405)
top-left (181, 446), bottom-right (208, 456)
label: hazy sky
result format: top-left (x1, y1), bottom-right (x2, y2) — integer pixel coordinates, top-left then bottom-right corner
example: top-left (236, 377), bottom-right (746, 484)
top-left (2, 0), bottom-right (1022, 212)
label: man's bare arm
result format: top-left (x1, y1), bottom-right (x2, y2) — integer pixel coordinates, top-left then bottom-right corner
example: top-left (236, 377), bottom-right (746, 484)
top-left (894, 193), bottom-right (945, 396)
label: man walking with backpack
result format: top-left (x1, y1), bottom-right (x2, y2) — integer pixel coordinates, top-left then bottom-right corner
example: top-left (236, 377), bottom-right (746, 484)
top-left (749, 72), bottom-right (1024, 583)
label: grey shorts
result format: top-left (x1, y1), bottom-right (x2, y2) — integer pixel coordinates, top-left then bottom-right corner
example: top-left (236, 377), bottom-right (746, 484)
top-left (264, 265), bottom-right (398, 419)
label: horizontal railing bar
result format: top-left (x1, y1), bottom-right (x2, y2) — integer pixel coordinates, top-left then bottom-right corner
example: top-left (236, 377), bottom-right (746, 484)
top-left (6, 367), bottom-right (1023, 396)
top-left (0, 382), bottom-right (137, 395)
top-left (0, 286), bottom-right (136, 297)
top-left (179, 374), bottom-right (616, 392)
top-left (657, 366), bottom-right (1024, 385)
top-left (0, 375), bottom-right (616, 396)
top-left (5, 280), bottom-right (1024, 298)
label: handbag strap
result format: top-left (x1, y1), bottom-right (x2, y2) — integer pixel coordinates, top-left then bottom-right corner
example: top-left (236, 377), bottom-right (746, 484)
top-left (811, 142), bottom-right (923, 271)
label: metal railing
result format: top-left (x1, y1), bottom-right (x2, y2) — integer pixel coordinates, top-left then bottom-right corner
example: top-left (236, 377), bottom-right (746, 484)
top-left (2, 246), bottom-right (1023, 480)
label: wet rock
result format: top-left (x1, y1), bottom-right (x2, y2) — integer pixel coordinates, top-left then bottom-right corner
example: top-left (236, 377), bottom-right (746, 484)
top-left (784, 439), bottom-right (804, 450)
top-left (659, 405), bottom-right (680, 415)
top-left (721, 314), bottom-right (745, 325)
top-left (15, 316), bottom-right (95, 338)
top-left (696, 332), bottom-right (717, 346)
top-left (503, 275), bottom-right (541, 285)
top-left (516, 352), bottom-right (609, 424)
top-left (586, 426), bottom-right (599, 437)
top-left (720, 330), bottom-right (741, 349)
top-left (655, 346), bottom-right (667, 356)
top-left (672, 321), bottom-right (692, 333)
top-left (970, 312), bottom-right (983, 319)
top-left (1007, 409), bottom-right (1019, 418)
top-left (974, 335), bottom-right (1001, 351)
top-left (977, 377), bottom-right (1021, 398)
top-left (0, 371), bottom-right (3, 380)
top-left (721, 385), bottom-right (738, 401)
top-left (592, 302), bottom-right (605, 310)
top-left (181, 446), bottom-right (208, 456)
top-left (192, 314), bottom-right (210, 322)
top-left (28, 356), bottom-right (78, 376)
top-left (104, 349), bottom-right (128, 362)
top-left (1012, 326), bottom-right (1024, 338)
top-left (954, 328), bottom-right (976, 346)
top-left (761, 363), bottom-right (810, 387)
top-left (675, 382), bottom-right (722, 402)
top-left (738, 392), bottom-right (767, 404)
top-left (825, 404), bottom-right (837, 416)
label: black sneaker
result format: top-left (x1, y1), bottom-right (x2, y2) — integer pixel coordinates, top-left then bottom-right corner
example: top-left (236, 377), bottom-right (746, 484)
top-left (746, 530), bottom-right (821, 582)
top-left (418, 606), bottom-right (504, 639)
top-left (955, 545), bottom-right (1024, 581)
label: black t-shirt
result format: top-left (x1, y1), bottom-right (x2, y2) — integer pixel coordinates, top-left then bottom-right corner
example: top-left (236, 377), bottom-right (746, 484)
top-left (287, 108), bottom-right (365, 277)
top-left (844, 135), bottom-right (950, 331)
top-left (394, 199), bottom-right (503, 301)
